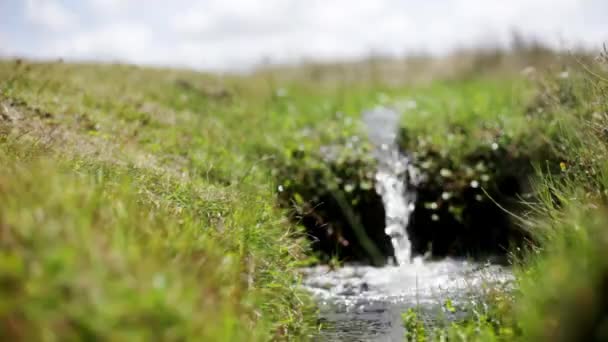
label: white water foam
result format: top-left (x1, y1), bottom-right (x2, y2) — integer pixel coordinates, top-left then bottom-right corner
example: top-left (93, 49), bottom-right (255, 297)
top-left (363, 106), bottom-right (416, 264)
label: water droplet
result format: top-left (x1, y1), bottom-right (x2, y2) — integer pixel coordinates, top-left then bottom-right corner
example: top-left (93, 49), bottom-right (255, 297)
top-left (153, 274), bottom-right (166, 290)
top-left (275, 88), bottom-right (288, 97)
top-left (440, 168), bottom-right (453, 177)
top-left (377, 92), bottom-right (389, 103)
top-left (402, 99), bottom-right (417, 110)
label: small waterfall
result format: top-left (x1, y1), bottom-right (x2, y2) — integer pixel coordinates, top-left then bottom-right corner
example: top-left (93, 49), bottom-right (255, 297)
top-left (305, 105), bottom-right (512, 340)
top-left (362, 106), bottom-right (416, 265)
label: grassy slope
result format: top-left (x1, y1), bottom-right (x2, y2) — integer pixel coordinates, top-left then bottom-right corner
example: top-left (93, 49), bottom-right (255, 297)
top-left (0, 61), bottom-right (390, 340)
top-left (399, 53), bottom-right (608, 340)
top-left (512, 54), bottom-right (608, 341)
top-left (4, 60), bottom-right (529, 339)
top-left (1, 50), bottom-right (605, 341)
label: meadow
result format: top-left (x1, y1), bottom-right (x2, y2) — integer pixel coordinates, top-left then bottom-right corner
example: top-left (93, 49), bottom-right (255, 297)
top-left (1, 44), bottom-right (607, 341)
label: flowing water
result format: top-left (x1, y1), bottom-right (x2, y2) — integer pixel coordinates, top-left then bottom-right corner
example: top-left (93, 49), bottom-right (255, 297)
top-left (364, 105), bottom-right (416, 265)
top-left (303, 106), bottom-right (512, 341)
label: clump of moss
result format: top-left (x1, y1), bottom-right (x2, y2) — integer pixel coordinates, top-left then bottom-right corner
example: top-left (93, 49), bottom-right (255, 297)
top-left (402, 287), bottom-right (519, 341)
top-left (402, 130), bottom-right (543, 258)
top-left (396, 78), bottom-right (559, 259)
top-left (273, 138), bottom-right (394, 266)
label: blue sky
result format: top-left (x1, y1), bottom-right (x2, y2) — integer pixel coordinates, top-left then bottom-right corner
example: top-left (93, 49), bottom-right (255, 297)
top-left (1, 0), bottom-right (607, 71)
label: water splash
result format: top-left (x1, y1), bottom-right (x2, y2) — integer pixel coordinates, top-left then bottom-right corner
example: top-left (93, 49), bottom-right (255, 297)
top-left (362, 106), bottom-right (416, 265)
top-left (303, 261), bottom-right (512, 341)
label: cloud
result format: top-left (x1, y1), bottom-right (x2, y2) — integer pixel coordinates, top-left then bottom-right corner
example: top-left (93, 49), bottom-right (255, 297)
top-left (46, 24), bottom-right (154, 62)
top-left (0, 32), bottom-right (8, 55)
top-left (24, 0), bottom-right (78, 32)
top-left (166, 0), bottom-right (606, 69)
top-left (5, 0), bottom-right (608, 70)
top-left (89, 0), bottom-right (125, 12)
top-left (171, 0), bottom-right (299, 39)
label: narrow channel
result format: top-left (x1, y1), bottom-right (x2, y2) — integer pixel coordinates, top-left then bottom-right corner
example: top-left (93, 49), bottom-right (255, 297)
top-left (303, 106), bottom-right (512, 341)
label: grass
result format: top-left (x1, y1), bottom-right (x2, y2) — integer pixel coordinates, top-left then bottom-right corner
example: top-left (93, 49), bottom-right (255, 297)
top-left (0, 142), bottom-right (278, 340)
top-left (0, 60), bottom-right (387, 340)
top-left (5, 58), bottom-right (482, 339)
top-left (1, 46), bottom-right (607, 341)
top-left (510, 50), bottom-right (608, 341)
top-left (396, 50), bottom-right (608, 340)
top-left (399, 77), bottom-right (539, 157)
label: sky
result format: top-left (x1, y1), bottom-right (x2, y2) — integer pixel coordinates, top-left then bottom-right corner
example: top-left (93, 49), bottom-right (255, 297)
top-left (0, 0), bottom-right (607, 71)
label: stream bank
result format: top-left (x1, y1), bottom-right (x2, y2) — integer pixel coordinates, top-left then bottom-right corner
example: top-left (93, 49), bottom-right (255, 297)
top-left (273, 99), bottom-right (553, 339)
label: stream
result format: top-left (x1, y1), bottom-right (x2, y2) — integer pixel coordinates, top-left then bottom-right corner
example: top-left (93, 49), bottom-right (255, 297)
top-left (303, 107), bottom-right (512, 341)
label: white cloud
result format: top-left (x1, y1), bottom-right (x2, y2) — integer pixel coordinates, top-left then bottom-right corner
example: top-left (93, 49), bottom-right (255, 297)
top-left (47, 24), bottom-right (154, 62)
top-left (89, 0), bottom-right (124, 12)
top-left (24, 0), bottom-right (78, 32)
top-left (9, 0), bottom-right (608, 70)
top-left (0, 32), bottom-right (8, 55)
top-left (171, 0), bottom-right (299, 38)
top-left (164, 0), bottom-right (607, 70)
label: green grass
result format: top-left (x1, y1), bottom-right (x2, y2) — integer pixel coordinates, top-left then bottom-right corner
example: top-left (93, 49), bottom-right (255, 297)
top-left (396, 51), bottom-right (608, 340)
top-left (510, 53), bottom-right (608, 341)
top-left (0, 142), bottom-right (284, 340)
top-left (1, 49), bottom-right (607, 341)
top-left (0, 60), bottom-right (389, 340)
top-left (399, 78), bottom-right (533, 151)
top-left (396, 75), bottom-right (562, 179)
